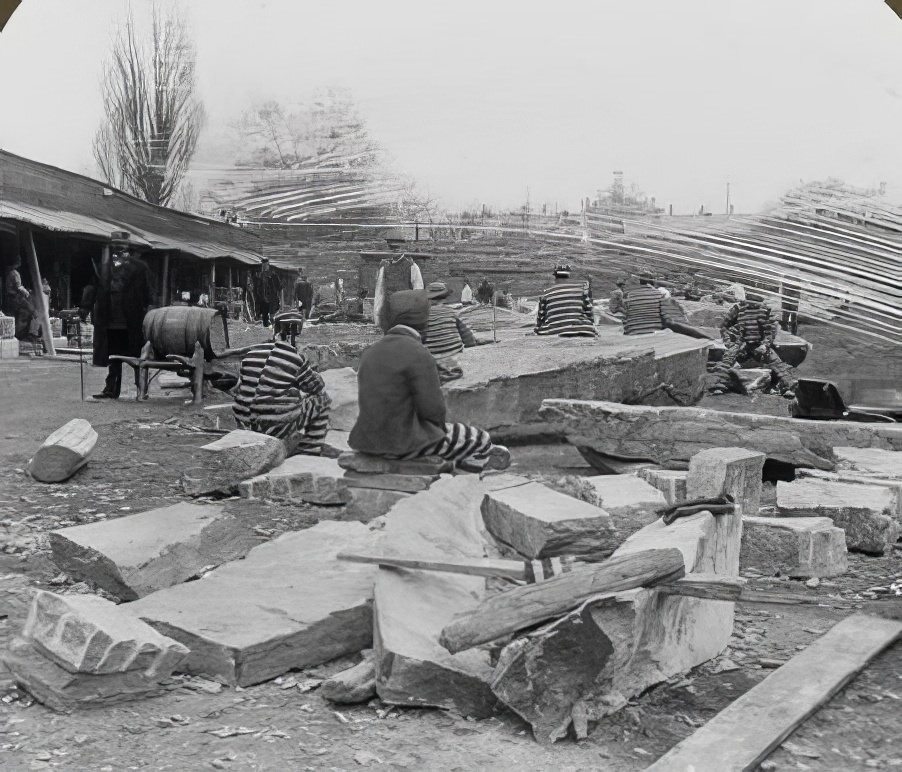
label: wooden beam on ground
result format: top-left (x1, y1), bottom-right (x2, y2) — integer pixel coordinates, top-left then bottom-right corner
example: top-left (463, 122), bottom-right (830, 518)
top-left (21, 227), bottom-right (55, 356)
top-left (646, 613), bottom-right (902, 772)
top-left (27, 419), bottom-right (98, 483)
top-left (438, 547), bottom-right (686, 654)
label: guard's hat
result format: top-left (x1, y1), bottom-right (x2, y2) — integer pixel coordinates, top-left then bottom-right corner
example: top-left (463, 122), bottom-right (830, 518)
top-left (426, 281), bottom-right (450, 300)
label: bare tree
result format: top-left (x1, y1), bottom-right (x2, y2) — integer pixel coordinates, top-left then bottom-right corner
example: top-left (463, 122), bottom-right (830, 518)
top-left (93, 4), bottom-right (205, 207)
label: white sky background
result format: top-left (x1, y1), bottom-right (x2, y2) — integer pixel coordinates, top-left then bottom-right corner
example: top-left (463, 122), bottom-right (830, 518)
top-left (1, 0), bottom-right (902, 214)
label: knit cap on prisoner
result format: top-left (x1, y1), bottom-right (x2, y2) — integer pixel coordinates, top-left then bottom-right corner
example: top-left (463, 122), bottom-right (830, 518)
top-left (385, 289), bottom-right (430, 332)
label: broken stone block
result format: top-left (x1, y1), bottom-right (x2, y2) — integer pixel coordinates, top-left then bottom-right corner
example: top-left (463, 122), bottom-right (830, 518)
top-left (795, 468), bottom-right (902, 513)
top-left (338, 452), bottom-right (452, 476)
top-left (540, 399), bottom-right (902, 469)
top-left (687, 447), bottom-right (766, 515)
top-left (374, 476), bottom-right (517, 718)
top-left (481, 481), bottom-right (619, 560)
top-left (741, 516), bottom-right (848, 578)
top-left (584, 474), bottom-right (668, 539)
top-left (491, 507), bottom-right (740, 743)
top-left (22, 591), bottom-right (188, 677)
top-left (343, 471), bottom-right (438, 493)
top-left (182, 429), bottom-right (286, 496)
top-left (238, 455), bottom-right (351, 505)
top-left (343, 488), bottom-right (412, 520)
top-left (49, 503), bottom-right (261, 601)
top-left (320, 367), bottom-right (359, 431)
top-left (638, 468), bottom-right (689, 505)
top-left (776, 478), bottom-right (901, 555)
top-left (129, 521), bottom-right (380, 687)
top-left (320, 651), bottom-right (376, 704)
top-left (27, 418), bottom-right (98, 483)
top-left (0, 638), bottom-right (168, 713)
top-left (833, 446), bottom-right (902, 479)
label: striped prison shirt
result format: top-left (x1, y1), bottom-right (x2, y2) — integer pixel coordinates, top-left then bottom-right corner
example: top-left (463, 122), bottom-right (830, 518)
top-left (233, 340), bottom-right (330, 453)
top-left (425, 304), bottom-right (477, 358)
top-left (720, 301), bottom-right (778, 346)
top-left (623, 285), bottom-right (668, 335)
top-left (534, 282), bottom-right (598, 337)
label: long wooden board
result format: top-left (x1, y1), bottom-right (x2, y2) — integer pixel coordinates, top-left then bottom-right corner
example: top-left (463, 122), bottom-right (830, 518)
top-left (646, 613), bottom-right (902, 772)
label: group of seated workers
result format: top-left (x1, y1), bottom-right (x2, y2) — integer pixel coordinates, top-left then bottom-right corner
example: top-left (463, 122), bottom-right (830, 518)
top-left (232, 287), bottom-right (511, 473)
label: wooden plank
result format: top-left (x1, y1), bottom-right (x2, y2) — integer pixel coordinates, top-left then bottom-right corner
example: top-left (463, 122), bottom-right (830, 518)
top-left (21, 227), bottom-right (55, 356)
top-left (438, 547), bottom-right (686, 654)
top-left (646, 614), bottom-right (902, 772)
top-left (338, 552), bottom-right (529, 581)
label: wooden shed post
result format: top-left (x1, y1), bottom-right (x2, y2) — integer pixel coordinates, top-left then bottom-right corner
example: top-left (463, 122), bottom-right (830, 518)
top-left (161, 252), bottom-right (170, 306)
top-left (21, 228), bottom-right (56, 356)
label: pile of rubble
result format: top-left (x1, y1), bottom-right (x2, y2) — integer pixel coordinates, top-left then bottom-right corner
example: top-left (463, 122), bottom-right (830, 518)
top-left (7, 392), bottom-right (901, 747)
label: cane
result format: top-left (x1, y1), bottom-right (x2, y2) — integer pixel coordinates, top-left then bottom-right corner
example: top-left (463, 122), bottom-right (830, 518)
top-left (77, 320), bottom-right (85, 401)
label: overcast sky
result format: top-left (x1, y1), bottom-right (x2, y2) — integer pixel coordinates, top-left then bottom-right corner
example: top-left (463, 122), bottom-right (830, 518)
top-left (2, 0), bottom-right (902, 214)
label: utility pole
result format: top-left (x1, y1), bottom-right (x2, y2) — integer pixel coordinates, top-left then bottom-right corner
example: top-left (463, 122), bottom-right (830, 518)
top-left (525, 186), bottom-right (530, 234)
top-left (725, 181), bottom-right (731, 215)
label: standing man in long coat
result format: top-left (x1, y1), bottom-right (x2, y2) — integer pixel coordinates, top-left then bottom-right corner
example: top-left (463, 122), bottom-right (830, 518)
top-left (92, 231), bottom-right (153, 400)
top-left (255, 257), bottom-right (281, 328)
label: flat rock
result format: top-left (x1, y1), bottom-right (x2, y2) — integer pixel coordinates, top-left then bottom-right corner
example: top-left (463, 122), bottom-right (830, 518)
top-left (22, 591), bottom-right (188, 677)
top-left (741, 516), bottom-right (848, 578)
top-left (446, 329), bottom-right (710, 435)
top-left (776, 478), bottom-right (901, 555)
top-left (49, 503), bottom-right (261, 601)
top-left (343, 471), bottom-right (437, 493)
top-left (638, 468), bottom-right (689, 505)
top-left (541, 399), bottom-right (902, 469)
top-left (130, 521), bottom-right (380, 686)
top-left (688, 447), bottom-right (766, 515)
top-left (338, 452), bottom-right (452, 476)
top-left (374, 476), bottom-right (518, 717)
top-left (320, 367), bottom-right (359, 431)
top-left (481, 480), bottom-right (619, 560)
top-left (239, 454), bottom-right (351, 505)
top-left (584, 475), bottom-right (668, 539)
top-left (832, 447), bottom-right (902, 480)
top-left (182, 429), bottom-right (286, 496)
top-left (1, 638), bottom-right (167, 713)
top-left (795, 468), bottom-right (902, 507)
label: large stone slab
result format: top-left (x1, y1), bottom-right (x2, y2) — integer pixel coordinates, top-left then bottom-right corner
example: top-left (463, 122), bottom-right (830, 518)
top-left (374, 475), bottom-right (521, 718)
top-left (584, 475), bottom-right (668, 539)
top-left (343, 471), bottom-right (437, 493)
top-left (129, 521), bottom-right (380, 687)
top-left (832, 447), bottom-right (902, 480)
top-left (776, 478), bottom-right (901, 555)
top-left (320, 367), bottom-right (359, 431)
top-left (741, 516), bottom-right (848, 578)
top-left (1, 638), bottom-right (168, 713)
top-left (638, 468), bottom-right (689, 506)
top-left (49, 503), bottom-right (261, 601)
top-left (182, 429), bottom-right (286, 496)
top-left (239, 454), bottom-right (351, 505)
top-left (540, 399), bottom-right (902, 469)
top-left (338, 452), bottom-right (452, 475)
top-left (445, 329), bottom-right (711, 436)
top-left (687, 447), bottom-right (766, 515)
top-left (491, 506), bottom-right (741, 742)
top-left (22, 591), bottom-right (188, 677)
top-left (481, 481), bottom-right (619, 560)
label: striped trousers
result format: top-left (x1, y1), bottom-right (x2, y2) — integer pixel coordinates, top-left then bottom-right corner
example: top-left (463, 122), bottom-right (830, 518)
top-left (235, 392), bottom-right (332, 456)
top-left (402, 422), bottom-right (494, 470)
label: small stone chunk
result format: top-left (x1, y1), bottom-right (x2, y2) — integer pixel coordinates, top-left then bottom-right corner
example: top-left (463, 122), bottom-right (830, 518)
top-left (741, 516), bottom-right (848, 578)
top-left (687, 447), bottom-right (766, 515)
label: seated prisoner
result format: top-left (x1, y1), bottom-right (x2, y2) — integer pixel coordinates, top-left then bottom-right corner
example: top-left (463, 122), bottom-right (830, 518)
top-left (424, 281), bottom-right (479, 383)
top-left (534, 264), bottom-right (597, 337)
top-left (709, 291), bottom-right (796, 397)
top-left (622, 271), bottom-right (673, 335)
top-left (349, 289), bottom-right (511, 473)
top-left (232, 340), bottom-right (331, 456)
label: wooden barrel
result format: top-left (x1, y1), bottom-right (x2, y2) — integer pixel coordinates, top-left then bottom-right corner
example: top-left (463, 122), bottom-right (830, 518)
top-left (142, 306), bottom-right (228, 360)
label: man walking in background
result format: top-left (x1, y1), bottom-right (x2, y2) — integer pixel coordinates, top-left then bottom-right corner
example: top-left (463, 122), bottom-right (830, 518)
top-left (255, 257), bottom-right (281, 328)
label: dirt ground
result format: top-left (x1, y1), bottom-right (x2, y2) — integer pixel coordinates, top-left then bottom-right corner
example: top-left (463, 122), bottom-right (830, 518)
top-left (0, 319), bottom-right (900, 771)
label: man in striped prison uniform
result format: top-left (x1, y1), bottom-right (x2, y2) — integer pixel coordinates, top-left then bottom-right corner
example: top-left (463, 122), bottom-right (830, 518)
top-left (424, 281), bottom-right (478, 382)
top-left (534, 265), bottom-right (598, 337)
top-left (349, 289), bottom-right (511, 473)
top-left (622, 271), bottom-right (672, 335)
top-left (233, 340), bottom-right (331, 456)
top-left (709, 292), bottom-right (796, 397)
